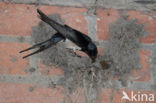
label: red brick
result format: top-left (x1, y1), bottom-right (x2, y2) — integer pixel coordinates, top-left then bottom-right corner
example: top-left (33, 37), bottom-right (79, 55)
top-left (97, 9), bottom-right (120, 40)
top-left (130, 49), bottom-right (151, 82)
top-left (0, 83), bottom-right (65, 103)
top-left (0, 82), bottom-right (86, 103)
top-left (0, 2), bottom-right (39, 36)
top-left (128, 11), bottom-right (156, 43)
top-left (113, 89), bottom-right (156, 103)
top-left (0, 2), bottom-right (88, 36)
top-left (39, 61), bottom-right (64, 76)
top-left (66, 88), bottom-right (86, 103)
top-left (0, 42), bottom-right (30, 75)
top-left (100, 88), bottom-right (112, 103)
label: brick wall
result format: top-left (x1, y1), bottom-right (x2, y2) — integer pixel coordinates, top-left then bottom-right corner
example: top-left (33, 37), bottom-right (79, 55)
top-left (0, 0), bottom-right (156, 103)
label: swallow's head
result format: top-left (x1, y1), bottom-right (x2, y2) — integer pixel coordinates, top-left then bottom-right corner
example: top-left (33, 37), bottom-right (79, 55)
top-left (87, 42), bottom-right (98, 62)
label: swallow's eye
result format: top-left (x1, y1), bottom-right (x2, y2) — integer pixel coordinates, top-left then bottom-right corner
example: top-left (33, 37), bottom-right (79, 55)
top-left (88, 42), bottom-right (95, 50)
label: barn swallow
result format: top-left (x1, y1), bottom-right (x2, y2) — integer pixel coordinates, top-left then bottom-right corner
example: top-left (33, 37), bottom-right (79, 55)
top-left (20, 9), bottom-right (98, 62)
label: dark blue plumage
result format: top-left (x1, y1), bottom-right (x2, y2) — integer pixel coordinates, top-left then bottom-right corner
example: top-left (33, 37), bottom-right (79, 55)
top-left (20, 9), bottom-right (98, 62)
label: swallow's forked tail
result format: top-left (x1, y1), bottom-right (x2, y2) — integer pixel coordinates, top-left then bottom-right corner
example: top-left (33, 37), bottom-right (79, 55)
top-left (19, 33), bottom-right (65, 59)
top-left (19, 38), bottom-right (52, 59)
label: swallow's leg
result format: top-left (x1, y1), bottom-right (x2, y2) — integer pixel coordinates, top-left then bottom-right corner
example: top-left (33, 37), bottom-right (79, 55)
top-left (66, 46), bottom-right (81, 52)
top-left (20, 33), bottom-right (65, 59)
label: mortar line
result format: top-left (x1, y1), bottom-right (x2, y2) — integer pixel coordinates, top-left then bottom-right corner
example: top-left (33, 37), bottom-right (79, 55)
top-left (0, 75), bottom-right (63, 87)
top-left (85, 15), bottom-right (98, 41)
top-left (0, 34), bottom-right (31, 43)
top-left (141, 43), bottom-right (156, 51)
top-left (142, 43), bottom-right (156, 86)
top-left (83, 4), bottom-right (100, 102)
top-left (97, 42), bottom-right (156, 50)
top-left (150, 64), bottom-right (156, 85)
top-left (110, 89), bottom-right (114, 103)
top-left (83, 77), bottom-right (90, 103)
top-left (6, 0), bottom-right (156, 11)
top-left (112, 80), bottom-right (155, 91)
top-left (0, 74), bottom-right (155, 90)
top-left (4, 0), bottom-right (94, 8)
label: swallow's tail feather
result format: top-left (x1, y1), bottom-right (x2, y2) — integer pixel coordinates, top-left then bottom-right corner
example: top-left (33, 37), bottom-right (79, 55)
top-left (19, 39), bottom-right (50, 53)
top-left (20, 38), bottom-right (52, 59)
top-left (20, 33), bottom-right (65, 59)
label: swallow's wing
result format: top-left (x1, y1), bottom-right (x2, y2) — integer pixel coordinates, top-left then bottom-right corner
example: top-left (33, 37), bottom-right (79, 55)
top-left (37, 9), bottom-right (67, 36)
top-left (64, 25), bottom-right (92, 41)
top-left (81, 33), bottom-right (92, 42)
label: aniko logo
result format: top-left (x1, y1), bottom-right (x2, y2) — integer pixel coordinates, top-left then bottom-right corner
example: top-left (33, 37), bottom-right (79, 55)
top-left (122, 91), bottom-right (155, 102)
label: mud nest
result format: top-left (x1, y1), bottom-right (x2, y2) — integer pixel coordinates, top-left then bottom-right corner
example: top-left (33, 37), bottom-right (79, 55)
top-left (31, 14), bottom-right (147, 92)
